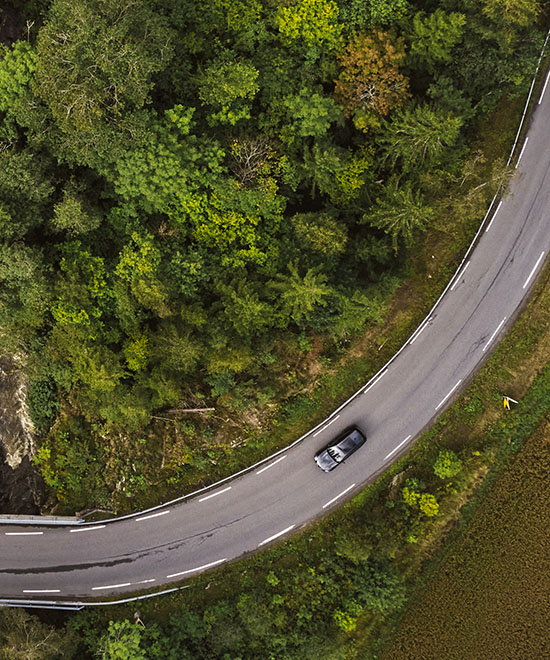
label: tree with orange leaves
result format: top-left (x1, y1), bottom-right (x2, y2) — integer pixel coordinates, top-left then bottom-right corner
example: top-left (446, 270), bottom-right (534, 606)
top-left (335, 31), bottom-right (409, 132)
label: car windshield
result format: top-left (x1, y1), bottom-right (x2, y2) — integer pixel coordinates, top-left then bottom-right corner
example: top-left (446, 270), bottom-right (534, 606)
top-left (327, 447), bottom-right (343, 462)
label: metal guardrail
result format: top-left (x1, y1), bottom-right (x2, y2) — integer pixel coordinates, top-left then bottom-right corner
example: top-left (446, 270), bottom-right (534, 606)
top-left (0, 514), bottom-right (83, 526)
top-left (0, 585), bottom-right (188, 611)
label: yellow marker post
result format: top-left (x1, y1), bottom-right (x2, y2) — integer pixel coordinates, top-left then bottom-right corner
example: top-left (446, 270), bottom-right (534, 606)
top-left (503, 397), bottom-right (510, 410)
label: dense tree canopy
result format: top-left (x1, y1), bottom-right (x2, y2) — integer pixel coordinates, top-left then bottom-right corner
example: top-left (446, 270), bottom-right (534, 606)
top-left (0, 0), bottom-right (543, 505)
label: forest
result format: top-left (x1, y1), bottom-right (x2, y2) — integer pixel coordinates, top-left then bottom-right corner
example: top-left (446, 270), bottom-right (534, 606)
top-left (0, 0), bottom-right (543, 512)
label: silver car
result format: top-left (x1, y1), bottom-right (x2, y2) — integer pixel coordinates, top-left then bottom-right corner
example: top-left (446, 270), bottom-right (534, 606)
top-left (314, 426), bottom-right (366, 472)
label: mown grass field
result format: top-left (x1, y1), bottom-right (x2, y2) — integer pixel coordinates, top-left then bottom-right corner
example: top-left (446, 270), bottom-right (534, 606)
top-left (379, 414), bottom-right (550, 660)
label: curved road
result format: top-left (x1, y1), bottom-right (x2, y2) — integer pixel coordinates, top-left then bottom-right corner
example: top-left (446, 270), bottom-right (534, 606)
top-left (1, 73), bottom-right (550, 604)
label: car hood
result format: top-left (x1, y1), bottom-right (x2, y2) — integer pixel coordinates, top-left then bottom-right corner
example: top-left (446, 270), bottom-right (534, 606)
top-left (315, 450), bottom-right (337, 472)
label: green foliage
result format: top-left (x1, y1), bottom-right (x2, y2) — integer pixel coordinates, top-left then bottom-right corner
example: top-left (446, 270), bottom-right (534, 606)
top-left (340, 0), bottom-right (411, 30)
top-left (271, 262), bottom-right (331, 325)
top-left (27, 378), bottom-right (59, 431)
top-left (363, 180), bottom-right (435, 249)
top-left (382, 104), bottom-right (463, 172)
top-left (433, 448), bottom-right (463, 479)
top-left (283, 89), bottom-right (341, 139)
top-left (409, 10), bottom-right (466, 71)
top-left (35, 0), bottom-right (175, 132)
top-left (276, 0), bottom-right (342, 49)
top-left (199, 59), bottom-right (259, 125)
top-left (0, 41), bottom-right (37, 114)
top-left (0, 607), bottom-right (77, 660)
top-left (97, 620), bottom-right (146, 660)
top-left (419, 492), bottom-right (439, 517)
top-left (33, 429), bottom-right (103, 508)
top-left (292, 213), bottom-right (348, 256)
top-left (480, 0), bottom-right (540, 27)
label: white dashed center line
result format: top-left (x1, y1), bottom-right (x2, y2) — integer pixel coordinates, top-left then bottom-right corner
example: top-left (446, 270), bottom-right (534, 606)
top-left (166, 558), bottom-right (228, 579)
top-left (435, 380), bottom-right (462, 411)
top-left (450, 261), bottom-right (471, 292)
top-left (515, 137), bottom-right (529, 168)
top-left (198, 486), bottom-right (232, 503)
top-left (5, 532), bottom-right (43, 536)
top-left (363, 369), bottom-right (388, 394)
top-left (322, 484), bottom-right (356, 509)
top-left (313, 415), bottom-right (340, 438)
top-left (92, 583), bottom-right (131, 591)
top-left (258, 525), bottom-right (295, 547)
top-left (482, 317), bottom-right (507, 353)
top-left (523, 251), bottom-right (545, 289)
top-left (69, 525), bottom-right (106, 533)
top-left (256, 455), bottom-right (287, 475)
top-left (136, 510), bottom-right (170, 522)
top-left (23, 589), bottom-right (60, 594)
top-left (409, 317), bottom-right (432, 344)
top-left (485, 201), bottom-right (503, 233)
top-left (539, 71), bottom-right (550, 104)
top-left (384, 435), bottom-right (412, 461)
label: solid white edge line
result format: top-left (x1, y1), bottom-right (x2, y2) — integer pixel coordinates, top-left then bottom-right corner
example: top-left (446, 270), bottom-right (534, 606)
top-left (166, 557), bottom-right (228, 579)
top-left (258, 524), bottom-right (295, 547)
top-left (313, 415), bottom-right (340, 438)
top-left (482, 317), bottom-right (507, 353)
top-left (450, 261), bottom-right (471, 291)
top-left (485, 201), bottom-right (503, 233)
top-left (198, 486), bottom-right (232, 503)
top-left (539, 71), bottom-right (550, 103)
top-left (5, 532), bottom-right (43, 536)
top-left (23, 589), bottom-right (61, 593)
top-left (435, 380), bottom-right (463, 411)
top-left (523, 251), bottom-right (545, 289)
top-left (322, 484), bottom-right (356, 509)
top-left (69, 525), bottom-right (106, 533)
top-left (256, 455), bottom-right (287, 475)
top-left (515, 137), bottom-right (529, 168)
top-left (92, 583), bottom-right (131, 591)
top-left (409, 319), bottom-right (429, 344)
top-left (363, 369), bottom-right (388, 394)
top-left (135, 511), bottom-right (170, 522)
top-left (384, 435), bottom-right (412, 461)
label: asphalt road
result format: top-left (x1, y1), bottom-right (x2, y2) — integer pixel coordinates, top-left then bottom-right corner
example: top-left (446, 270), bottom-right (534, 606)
top-left (1, 75), bottom-right (550, 603)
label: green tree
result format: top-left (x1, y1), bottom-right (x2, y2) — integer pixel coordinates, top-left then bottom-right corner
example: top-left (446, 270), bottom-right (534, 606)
top-left (271, 262), bottom-right (331, 325)
top-left (409, 10), bottom-right (466, 72)
top-left (335, 31), bottom-right (409, 131)
top-left (97, 620), bottom-right (146, 660)
top-left (433, 448), bottom-right (463, 479)
top-left (382, 103), bottom-right (463, 172)
top-left (0, 607), bottom-right (77, 660)
top-left (0, 41), bottom-right (37, 114)
top-left (0, 242), bottom-right (51, 339)
top-left (35, 0), bottom-right (174, 132)
top-left (276, 0), bottom-right (342, 50)
top-left (198, 58), bottom-right (259, 125)
top-left (480, 0), bottom-right (540, 27)
top-left (51, 181), bottom-right (102, 234)
top-left (292, 212), bottom-right (348, 256)
top-left (362, 180), bottom-right (434, 249)
top-left (340, 0), bottom-right (411, 30)
top-left (283, 88), bottom-right (341, 139)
